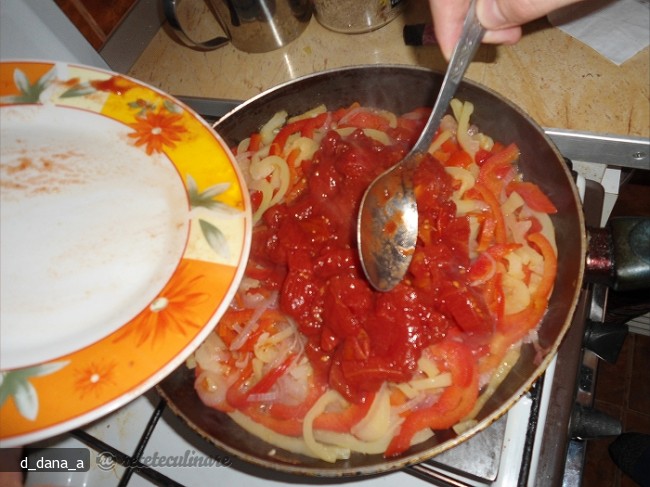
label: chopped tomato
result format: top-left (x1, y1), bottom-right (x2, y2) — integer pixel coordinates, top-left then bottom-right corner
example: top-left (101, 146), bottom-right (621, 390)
top-left (442, 283), bottom-right (495, 336)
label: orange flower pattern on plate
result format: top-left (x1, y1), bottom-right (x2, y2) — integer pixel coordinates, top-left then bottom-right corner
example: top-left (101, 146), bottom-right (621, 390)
top-left (74, 360), bottom-right (118, 399)
top-left (113, 260), bottom-right (209, 347)
top-left (128, 110), bottom-right (188, 155)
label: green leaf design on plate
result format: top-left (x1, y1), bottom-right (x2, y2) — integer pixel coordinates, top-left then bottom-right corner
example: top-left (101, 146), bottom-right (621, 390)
top-left (60, 82), bottom-right (96, 98)
top-left (187, 174), bottom-right (239, 213)
top-left (163, 99), bottom-right (183, 114)
top-left (128, 98), bottom-right (157, 117)
top-left (0, 361), bottom-right (69, 421)
top-left (0, 67), bottom-right (57, 104)
top-left (199, 219), bottom-right (230, 259)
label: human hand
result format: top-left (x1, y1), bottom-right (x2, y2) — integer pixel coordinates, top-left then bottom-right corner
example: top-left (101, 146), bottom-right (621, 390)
top-left (429, 0), bottom-right (585, 59)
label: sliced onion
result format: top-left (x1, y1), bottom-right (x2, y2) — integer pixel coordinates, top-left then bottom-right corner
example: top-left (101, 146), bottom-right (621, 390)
top-left (248, 391), bottom-right (281, 403)
top-left (229, 292), bottom-right (278, 351)
top-left (241, 291), bottom-right (267, 309)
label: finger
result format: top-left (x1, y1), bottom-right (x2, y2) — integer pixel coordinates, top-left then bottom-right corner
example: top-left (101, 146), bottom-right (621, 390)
top-left (482, 26), bottom-right (522, 45)
top-left (430, 0), bottom-right (471, 59)
top-left (478, 0), bottom-right (584, 30)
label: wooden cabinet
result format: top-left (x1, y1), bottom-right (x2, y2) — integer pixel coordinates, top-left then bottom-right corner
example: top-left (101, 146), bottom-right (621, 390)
top-left (52, 0), bottom-right (164, 72)
top-left (54, 0), bottom-right (138, 50)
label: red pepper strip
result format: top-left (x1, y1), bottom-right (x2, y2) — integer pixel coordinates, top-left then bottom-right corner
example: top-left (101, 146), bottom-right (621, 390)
top-left (405, 107), bottom-right (432, 120)
top-left (446, 149), bottom-right (473, 168)
top-left (240, 405), bottom-right (304, 436)
top-left (285, 147), bottom-right (302, 185)
top-left (217, 308), bottom-right (285, 353)
top-left (385, 340), bottom-right (478, 457)
top-left (236, 375), bottom-right (355, 437)
top-left (248, 132), bottom-right (262, 152)
top-left (300, 112), bottom-right (329, 138)
top-left (506, 181), bottom-right (558, 214)
top-left (468, 251), bottom-right (495, 283)
top-left (226, 353), bottom-right (297, 409)
top-left (284, 147), bottom-right (308, 203)
top-left (312, 393), bottom-right (375, 432)
top-left (476, 215), bottom-right (496, 252)
top-left (226, 361), bottom-right (254, 409)
top-left (332, 102), bottom-right (361, 122)
top-left (433, 149), bottom-right (450, 163)
top-left (265, 378), bottom-right (328, 420)
top-left (441, 139), bottom-right (459, 153)
top-left (477, 143), bottom-right (520, 195)
top-left (249, 191), bottom-right (263, 215)
top-left (217, 309), bottom-right (255, 348)
top-left (484, 271), bottom-right (505, 322)
top-left (486, 243), bottom-right (522, 260)
top-left (526, 232), bottom-right (557, 301)
top-left (244, 262), bottom-right (274, 281)
top-left (478, 331), bottom-right (511, 376)
top-left (472, 242), bottom-right (523, 278)
top-left (467, 182), bottom-right (506, 244)
top-left (341, 110), bottom-right (391, 131)
top-left (246, 353), bottom-right (296, 399)
top-left (498, 232), bottom-right (557, 340)
top-left (269, 113), bottom-right (330, 156)
top-left (474, 148), bottom-right (491, 165)
top-left (269, 118), bottom-right (310, 156)
top-left (442, 281), bottom-right (495, 336)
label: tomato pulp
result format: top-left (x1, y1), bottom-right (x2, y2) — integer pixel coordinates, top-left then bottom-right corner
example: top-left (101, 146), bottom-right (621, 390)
top-left (249, 127), bottom-right (494, 404)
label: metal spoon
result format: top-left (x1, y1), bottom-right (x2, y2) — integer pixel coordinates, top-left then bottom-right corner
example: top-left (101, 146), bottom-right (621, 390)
top-left (357, 1), bottom-right (485, 292)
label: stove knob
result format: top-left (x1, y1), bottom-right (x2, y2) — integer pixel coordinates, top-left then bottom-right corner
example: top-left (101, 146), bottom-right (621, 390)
top-left (570, 405), bottom-right (622, 440)
top-left (583, 320), bottom-right (628, 363)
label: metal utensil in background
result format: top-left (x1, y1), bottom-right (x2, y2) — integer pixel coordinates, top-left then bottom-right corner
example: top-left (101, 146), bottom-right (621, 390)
top-left (163, 0), bottom-right (311, 53)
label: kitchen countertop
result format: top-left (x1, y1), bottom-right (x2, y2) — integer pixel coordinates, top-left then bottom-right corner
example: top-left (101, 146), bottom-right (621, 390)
top-left (128, 0), bottom-right (649, 138)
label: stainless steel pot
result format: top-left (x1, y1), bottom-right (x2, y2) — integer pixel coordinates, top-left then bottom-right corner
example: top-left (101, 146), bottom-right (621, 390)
top-left (157, 65), bottom-right (587, 476)
top-left (163, 0), bottom-right (312, 53)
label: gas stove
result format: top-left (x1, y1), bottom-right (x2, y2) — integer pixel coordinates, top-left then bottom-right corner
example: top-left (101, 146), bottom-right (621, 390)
top-left (23, 97), bottom-right (650, 487)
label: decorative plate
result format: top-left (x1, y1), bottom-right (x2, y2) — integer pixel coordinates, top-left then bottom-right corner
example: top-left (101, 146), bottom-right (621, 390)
top-left (0, 61), bottom-right (251, 446)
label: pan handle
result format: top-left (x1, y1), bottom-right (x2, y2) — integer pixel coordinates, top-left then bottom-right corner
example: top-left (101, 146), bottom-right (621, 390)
top-left (586, 217), bottom-right (650, 291)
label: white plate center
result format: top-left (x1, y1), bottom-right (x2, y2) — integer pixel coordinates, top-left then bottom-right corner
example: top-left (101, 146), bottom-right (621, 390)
top-left (0, 105), bottom-right (191, 370)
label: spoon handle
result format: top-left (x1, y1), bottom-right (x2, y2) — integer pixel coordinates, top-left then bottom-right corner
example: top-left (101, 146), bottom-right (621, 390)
top-left (411, 0), bottom-right (485, 155)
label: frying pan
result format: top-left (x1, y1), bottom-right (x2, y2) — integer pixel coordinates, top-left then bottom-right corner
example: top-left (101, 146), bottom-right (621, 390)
top-left (157, 65), bottom-right (587, 476)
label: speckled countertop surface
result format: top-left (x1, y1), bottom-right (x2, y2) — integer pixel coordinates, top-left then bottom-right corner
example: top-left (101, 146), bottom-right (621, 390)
top-left (128, 0), bottom-right (648, 137)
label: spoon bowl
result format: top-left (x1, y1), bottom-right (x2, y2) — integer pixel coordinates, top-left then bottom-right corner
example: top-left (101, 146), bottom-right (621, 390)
top-left (357, 1), bottom-right (485, 291)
